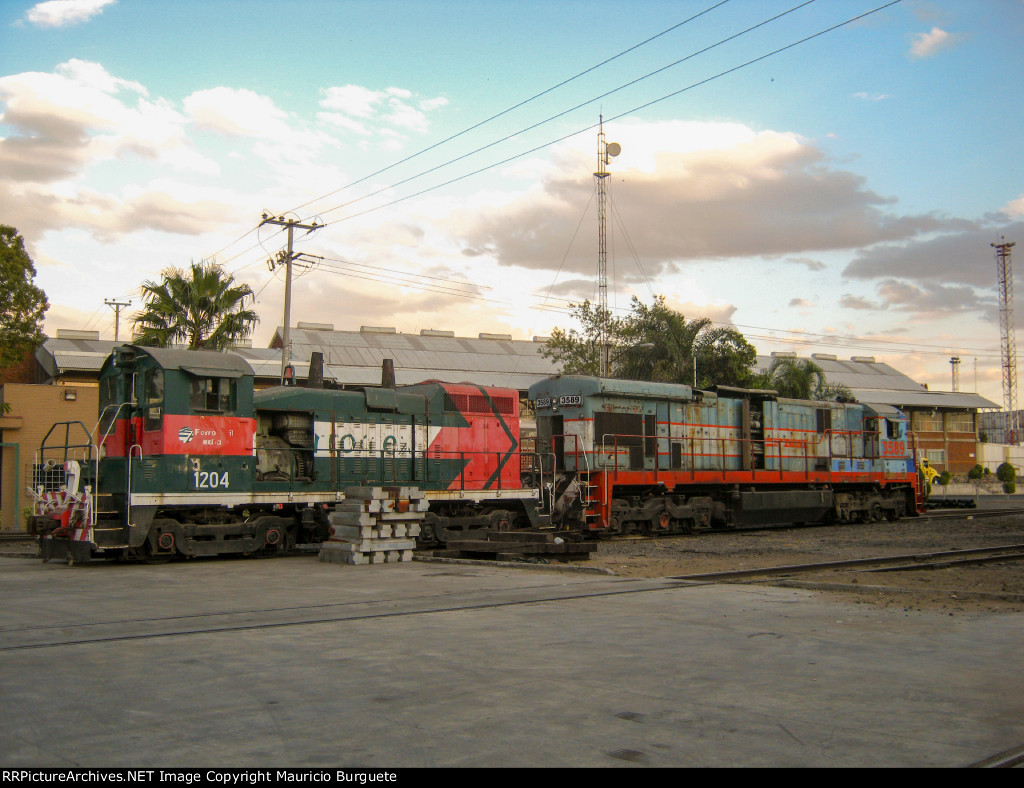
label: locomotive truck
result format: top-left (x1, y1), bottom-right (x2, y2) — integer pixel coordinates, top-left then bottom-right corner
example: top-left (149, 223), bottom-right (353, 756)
top-left (29, 344), bottom-right (540, 562)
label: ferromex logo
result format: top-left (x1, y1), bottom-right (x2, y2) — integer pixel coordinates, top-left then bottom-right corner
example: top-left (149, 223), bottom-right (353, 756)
top-left (179, 427), bottom-right (194, 443)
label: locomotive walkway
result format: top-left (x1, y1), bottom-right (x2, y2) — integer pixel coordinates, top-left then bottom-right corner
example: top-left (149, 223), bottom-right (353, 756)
top-left (0, 552), bottom-right (1021, 768)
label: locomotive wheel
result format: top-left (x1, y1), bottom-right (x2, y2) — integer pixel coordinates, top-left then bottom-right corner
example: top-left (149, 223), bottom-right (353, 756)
top-left (488, 510), bottom-right (513, 531)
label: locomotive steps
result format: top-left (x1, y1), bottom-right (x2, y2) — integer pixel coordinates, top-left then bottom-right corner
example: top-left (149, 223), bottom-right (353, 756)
top-left (318, 486), bottom-right (428, 566)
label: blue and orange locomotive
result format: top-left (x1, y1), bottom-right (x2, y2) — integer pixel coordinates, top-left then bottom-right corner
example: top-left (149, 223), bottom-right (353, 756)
top-left (529, 376), bottom-right (921, 535)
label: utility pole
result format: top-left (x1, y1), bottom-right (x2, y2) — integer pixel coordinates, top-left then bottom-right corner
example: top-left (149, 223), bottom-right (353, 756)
top-left (993, 237), bottom-right (1018, 444)
top-left (104, 298), bottom-right (131, 341)
top-left (260, 214), bottom-right (320, 383)
top-left (594, 116), bottom-right (620, 376)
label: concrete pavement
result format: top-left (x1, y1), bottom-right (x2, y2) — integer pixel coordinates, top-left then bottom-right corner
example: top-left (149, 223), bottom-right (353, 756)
top-left (0, 553), bottom-right (1021, 767)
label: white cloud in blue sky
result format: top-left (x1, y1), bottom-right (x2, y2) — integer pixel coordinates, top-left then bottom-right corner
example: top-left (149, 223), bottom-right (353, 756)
top-left (908, 26), bottom-right (964, 59)
top-left (25, 0), bottom-right (115, 28)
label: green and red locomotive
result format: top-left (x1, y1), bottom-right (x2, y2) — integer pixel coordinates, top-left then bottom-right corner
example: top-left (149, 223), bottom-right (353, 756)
top-left (30, 345), bottom-right (539, 562)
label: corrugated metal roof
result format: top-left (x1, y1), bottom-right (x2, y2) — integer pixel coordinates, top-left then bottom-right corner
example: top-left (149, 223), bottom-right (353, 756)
top-left (270, 327), bottom-right (558, 384)
top-left (853, 389), bottom-right (999, 410)
top-left (35, 336), bottom-right (1000, 410)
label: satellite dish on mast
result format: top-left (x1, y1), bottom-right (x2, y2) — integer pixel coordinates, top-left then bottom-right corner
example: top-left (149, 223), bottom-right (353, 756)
top-left (605, 141), bottom-right (621, 157)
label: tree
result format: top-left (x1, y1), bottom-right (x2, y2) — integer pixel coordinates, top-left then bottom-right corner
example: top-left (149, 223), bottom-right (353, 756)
top-left (132, 260), bottom-right (258, 350)
top-left (754, 357), bottom-right (854, 402)
top-left (541, 295), bottom-right (758, 388)
top-left (0, 225), bottom-right (49, 369)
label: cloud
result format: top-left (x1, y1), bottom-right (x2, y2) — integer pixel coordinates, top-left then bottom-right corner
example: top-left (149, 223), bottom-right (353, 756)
top-left (0, 59), bottom-right (208, 184)
top-left (25, 0), bottom-right (115, 28)
top-left (843, 221), bottom-right (1024, 289)
top-left (317, 85), bottom-right (447, 137)
top-left (875, 279), bottom-right (996, 317)
top-left (839, 294), bottom-right (878, 310)
top-left (456, 120), bottom-right (961, 276)
top-left (909, 27), bottom-right (963, 59)
top-left (781, 257), bottom-right (826, 271)
top-left (185, 88), bottom-right (291, 138)
top-left (0, 60), bottom-right (243, 241)
top-left (1004, 195), bottom-right (1024, 217)
top-left (853, 92), bottom-right (891, 101)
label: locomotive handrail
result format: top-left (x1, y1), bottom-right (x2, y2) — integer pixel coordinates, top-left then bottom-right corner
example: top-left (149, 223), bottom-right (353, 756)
top-left (126, 443), bottom-right (143, 527)
top-left (92, 400), bottom-right (135, 519)
top-left (32, 421), bottom-right (95, 521)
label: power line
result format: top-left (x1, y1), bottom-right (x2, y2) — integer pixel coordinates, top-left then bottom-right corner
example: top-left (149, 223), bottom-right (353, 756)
top-left (310, 0), bottom-right (819, 227)
top-left (285, 0), bottom-right (735, 217)
top-left (312, 1), bottom-right (900, 231)
top-left (205, 2), bottom-right (737, 268)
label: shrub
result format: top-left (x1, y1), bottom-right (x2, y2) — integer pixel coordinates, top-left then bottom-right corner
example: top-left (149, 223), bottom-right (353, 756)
top-left (967, 464), bottom-right (985, 480)
top-left (996, 462), bottom-right (1017, 484)
top-left (1004, 481), bottom-right (1016, 495)
top-left (938, 471), bottom-right (952, 486)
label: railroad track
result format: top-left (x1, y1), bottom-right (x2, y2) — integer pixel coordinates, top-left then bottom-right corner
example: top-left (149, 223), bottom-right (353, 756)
top-left (669, 543), bottom-right (1024, 583)
top-left (921, 506), bottom-right (1023, 520)
top-left (0, 532), bottom-right (34, 542)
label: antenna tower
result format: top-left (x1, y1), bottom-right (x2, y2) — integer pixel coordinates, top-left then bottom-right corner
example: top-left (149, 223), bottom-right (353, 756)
top-left (594, 117), bottom-right (620, 376)
top-left (993, 237), bottom-right (1019, 444)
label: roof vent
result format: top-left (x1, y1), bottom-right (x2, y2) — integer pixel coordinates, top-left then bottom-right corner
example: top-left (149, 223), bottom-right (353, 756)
top-left (420, 329), bottom-right (455, 337)
top-left (770, 351), bottom-right (797, 358)
top-left (811, 353), bottom-right (837, 361)
top-left (360, 326), bottom-right (397, 334)
top-left (56, 329), bottom-right (100, 340)
top-left (851, 356), bottom-right (876, 363)
top-left (297, 322), bottom-right (334, 331)
top-left (479, 332), bottom-right (512, 341)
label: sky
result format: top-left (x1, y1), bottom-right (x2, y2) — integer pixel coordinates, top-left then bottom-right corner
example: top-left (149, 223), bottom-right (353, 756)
top-left (1, 0), bottom-right (1023, 404)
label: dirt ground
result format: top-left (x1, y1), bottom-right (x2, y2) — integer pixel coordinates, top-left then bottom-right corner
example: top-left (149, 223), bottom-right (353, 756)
top-left (587, 511), bottom-right (1024, 615)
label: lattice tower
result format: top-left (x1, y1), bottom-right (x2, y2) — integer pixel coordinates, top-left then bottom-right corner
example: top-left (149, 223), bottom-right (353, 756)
top-left (993, 238), bottom-right (1019, 443)
top-left (595, 119), bottom-right (611, 375)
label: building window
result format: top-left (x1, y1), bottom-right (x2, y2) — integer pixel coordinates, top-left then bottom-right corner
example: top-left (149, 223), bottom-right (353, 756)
top-left (925, 449), bottom-right (946, 466)
top-left (944, 412), bottom-right (975, 433)
top-left (912, 411), bottom-right (943, 432)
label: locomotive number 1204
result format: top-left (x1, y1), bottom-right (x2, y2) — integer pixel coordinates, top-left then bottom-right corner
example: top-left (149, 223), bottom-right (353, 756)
top-left (193, 470), bottom-right (230, 489)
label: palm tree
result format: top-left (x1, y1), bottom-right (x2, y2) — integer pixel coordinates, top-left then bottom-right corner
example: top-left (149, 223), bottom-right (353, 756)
top-left (613, 296), bottom-right (757, 389)
top-left (132, 260), bottom-right (258, 350)
top-left (757, 357), bottom-right (854, 401)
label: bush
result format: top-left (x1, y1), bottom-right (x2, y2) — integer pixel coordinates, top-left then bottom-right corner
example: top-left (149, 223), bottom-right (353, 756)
top-left (1004, 481), bottom-right (1016, 495)
top-left (967, 464), bottom-right (985, 480)
top-left (996, 462), bottom-right (1017, 484)
top-left (938, 471), bottom-right (952, 486)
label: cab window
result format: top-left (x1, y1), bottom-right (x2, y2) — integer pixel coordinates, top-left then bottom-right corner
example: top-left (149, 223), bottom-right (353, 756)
top-left (143, 369), bottom-right (164, 431)
top-left (190, 376), bottom-right (235, 412)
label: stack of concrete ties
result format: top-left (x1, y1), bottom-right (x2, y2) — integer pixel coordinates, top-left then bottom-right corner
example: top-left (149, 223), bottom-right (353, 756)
top-left (318, 486), bottom-right (428, 565)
